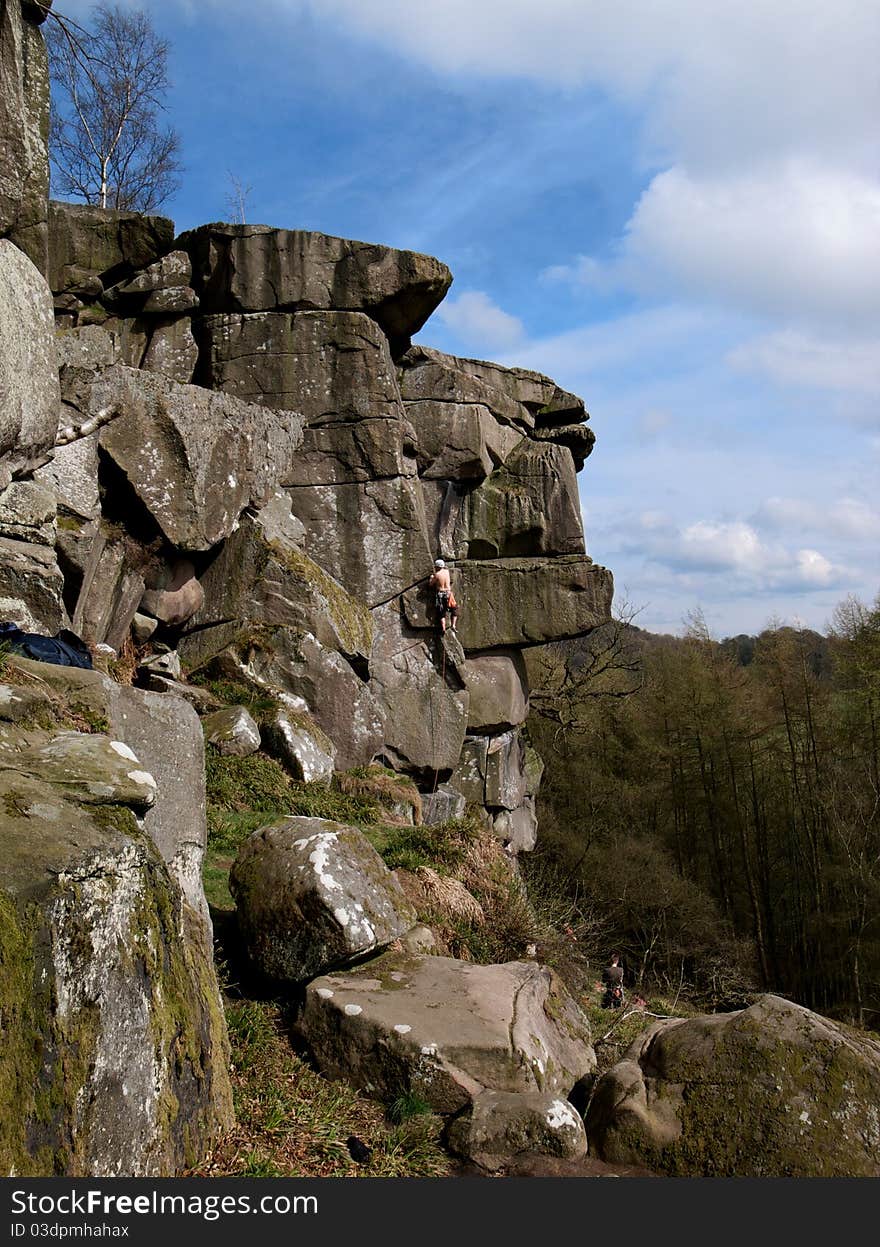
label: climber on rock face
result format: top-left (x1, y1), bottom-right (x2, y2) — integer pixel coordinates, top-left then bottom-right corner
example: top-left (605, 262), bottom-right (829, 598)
top-left (429, 558), bottom-right (458, 634)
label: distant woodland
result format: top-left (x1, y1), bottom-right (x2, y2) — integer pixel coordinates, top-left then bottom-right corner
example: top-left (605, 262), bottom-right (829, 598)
top-left (526, 593), bottom-right (880, 1029)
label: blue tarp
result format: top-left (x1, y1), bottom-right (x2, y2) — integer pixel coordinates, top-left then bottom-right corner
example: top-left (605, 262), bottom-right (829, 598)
top-left (0, 622), bottom-right (93, 669)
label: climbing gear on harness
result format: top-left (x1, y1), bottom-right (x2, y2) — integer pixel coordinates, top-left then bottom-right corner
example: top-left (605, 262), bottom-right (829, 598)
top-left (435, 589), bottom-right (458, 632)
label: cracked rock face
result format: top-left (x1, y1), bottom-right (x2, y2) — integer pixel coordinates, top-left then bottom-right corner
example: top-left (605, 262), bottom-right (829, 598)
top-left (230, 816), bottom-right (416, 983)
top-left (298, 952), bottom-right (595, 1113)
top-left (586, 995), bottom-right (880, 1177)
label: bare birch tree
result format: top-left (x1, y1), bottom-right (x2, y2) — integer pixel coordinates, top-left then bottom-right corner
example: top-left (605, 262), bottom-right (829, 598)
top-left (46, 3), bottom-right (182, 213)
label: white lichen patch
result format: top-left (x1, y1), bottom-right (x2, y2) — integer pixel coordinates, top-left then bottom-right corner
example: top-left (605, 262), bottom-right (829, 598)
top-left (393, 1024), bottom-right (412, 1035)
top-left (316, 987), bottom-right (334, 1000)
top-left (26, 802), bottom-right (63, 821)
top-left (546, 1100), bottom-right (580, 1130)
top-left (344, 1004), bottom-right (363, 1017)
top-left (110, 741), bottom-right (140, 763)
top-left (128, 770), bottom-right (157, 789)
top-left (333, 907), bottom-right (350, 926)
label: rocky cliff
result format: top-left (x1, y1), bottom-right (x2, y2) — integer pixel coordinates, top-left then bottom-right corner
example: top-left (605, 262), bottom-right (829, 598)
top-left (0, 0), bottom-right (612, 1175)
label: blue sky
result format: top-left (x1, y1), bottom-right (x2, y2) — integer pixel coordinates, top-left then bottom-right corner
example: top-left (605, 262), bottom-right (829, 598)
top-left (58, 0), bottom-right (880, 637)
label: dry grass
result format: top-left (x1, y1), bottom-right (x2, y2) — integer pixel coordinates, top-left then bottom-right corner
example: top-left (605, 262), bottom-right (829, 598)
top-left (189, 1000), bottom-right (450, 1178)
top-left (337, 765), bottom-right (423, 824)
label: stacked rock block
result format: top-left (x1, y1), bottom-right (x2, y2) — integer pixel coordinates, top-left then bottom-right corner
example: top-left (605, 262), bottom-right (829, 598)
top-left (34, 206), bottom-right (613, 844)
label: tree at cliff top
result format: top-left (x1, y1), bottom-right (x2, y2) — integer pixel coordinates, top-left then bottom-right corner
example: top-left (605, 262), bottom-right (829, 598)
top-left (46, 3), bottom-right (181, 212)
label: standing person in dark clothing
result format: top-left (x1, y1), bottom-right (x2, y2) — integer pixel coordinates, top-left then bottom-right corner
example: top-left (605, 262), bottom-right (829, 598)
top-left (601, 953), bottom-right (625, 1009)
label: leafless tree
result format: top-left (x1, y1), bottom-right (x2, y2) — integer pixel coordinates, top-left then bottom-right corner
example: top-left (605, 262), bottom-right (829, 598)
top-left (224, 171), bottom-right (253, 224)
top-left (46, 3), bottom-right (182, 213)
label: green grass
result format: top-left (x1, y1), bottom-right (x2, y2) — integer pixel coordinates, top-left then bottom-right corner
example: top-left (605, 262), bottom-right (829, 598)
top-left (192, 1000), bottom-right (450, 1178)
top-left (364, 820), bottom-right (470, 873)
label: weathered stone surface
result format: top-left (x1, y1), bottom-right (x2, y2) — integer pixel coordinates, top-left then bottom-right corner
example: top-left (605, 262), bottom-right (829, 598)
top-left (405, 399), bottom-right (522, 481)
top-left (139, 674), bottom-right (220, 713)
top-left (485, 730), bottom-right (527, 810)
top-left (131, 611), bottom-right (158, 645)
top-left (72, 531), bottom-right (144, 650)
top-left (287, 474), bottom-right (432, 605)
top-left (451, 736), bottom-right (490, 804)
top-left (0, 1), bottom-right (50, 267)
top-left (456, 440), bottom-right (584, 559)
top-left (183, 504), bottom-right (372, 663)
top-left (141, 286), bottom-right (198, 314)
top-left (403, 556), bottom-right (613, 650)
top-left (420, 783), bottom-right (466, 826)
top-left (36, 435), bottom-right (101, 519)
top-left (0, 728), bottom-right (157, 808)
top-left (451, 355), bottom-right (587, 426)
top-left (300, 953), bottom-right (595, 1113)
top-left (140, 561), bottom-right (205, 626)
top-left (461, 652), bottom-right (528, 732)
top-left (0, 771), bottom-right (232, 1176)
top-left (180, 223), bottom-right (452, 341)
top-left (0, 478), bottom-right (55, 544)
top-left (446, 1090), bottom-right (587, 1171)
top-left (533, 422), bottom-right (595, 470)
top-left (369, 609), bottom-right (469, 774)
top-left (0, 240), bottom-right (60, 484)
top-left (185, 630), bottom-right (384, 773)
top-left (399, 346), bottom-right (530, 431)
top-left (201, 705), bottom-right (261, 757)
top-left (137, 650), bottom-right (181, 680)
top-left (586, 995), bottom-right (880, 1177)
top-left (84, 365), bottom-right (304, 550)
top-left (141, 317), bottom-right (198, 384)
top-left (8, 659), bottom-right (211, 918)
top-left (261, 707), bottom-right (335, 782)
top-left (491, 798), bottom-right (538, 853)
top-left (230, 817), bottom-right (416, 982)
top-left (48, 200), bottom-right (174, 295)
top-left (0, 535), bottom-right (66, 631)
top-left (110, 249), bottom-right (191, 296)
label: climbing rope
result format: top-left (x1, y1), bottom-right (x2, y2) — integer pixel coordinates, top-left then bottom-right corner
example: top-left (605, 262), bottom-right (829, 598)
top-left (430, 633), bottom-right (447, 795)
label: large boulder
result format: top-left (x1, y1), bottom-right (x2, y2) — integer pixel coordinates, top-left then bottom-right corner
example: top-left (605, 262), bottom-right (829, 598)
top-left (0, 239), bottom-right (60, 485)
top-left (0, 0), bottom-right (50, 267)
top-left (201, 704), bottom-right (261, 758)
top-left (461, 652), bottom-right (529, 733)
top-left (404, 399), bottom-right (521, 482)
top-left (230, 817), bottom-right (416, 982)
top-left (47, 200), bottom-right (174, 298)
top-left (81, 365), bottom-right (305, 550)
top-left (446, 1090), bottom-right (587, 1172)
top-left (586, 995), bottom-right (880, 1177)
top-left (0, 778), bottom-right (232, 1176)
top-left (7, 658), bottom-right (211, 917)
top-left (179, 223), bottom-right (452, 342)
top-left (455, 440), bottom-right (585, 559)
top-left (402, 556), bottom-right (614, 650)
top-left (399, 345), bottom-right (531, 432)
top-left (299, 953), bottom-right (595, 1113)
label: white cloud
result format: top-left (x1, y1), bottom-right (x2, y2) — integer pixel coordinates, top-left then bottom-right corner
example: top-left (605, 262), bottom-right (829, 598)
top-left (728, 329), bottom-right (880, 394)
top-left (753, 497), bottom-right (880, 542)
top-left (618, 513), bottom-right (853, 594)
top-left (435, 290), bottom-right (525, 352)
top-left (554, 163), bottom-right (880, 331)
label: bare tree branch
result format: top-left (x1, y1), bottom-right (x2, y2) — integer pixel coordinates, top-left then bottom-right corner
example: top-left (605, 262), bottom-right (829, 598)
top-left (46, 3), bottom-right (182, 213)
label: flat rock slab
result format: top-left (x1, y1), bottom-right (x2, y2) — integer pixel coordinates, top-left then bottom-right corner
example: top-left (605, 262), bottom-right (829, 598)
top-left (587, 994), bottom-right (880, 1177)
top-left (179, 224), bottom-right (452, 341)
top-left (299, 953), bottom-right (595, 1114)
top-left (231, 817), bottom-right (416, 983)
top-left (403, 556), bottom-right (613, 650)
top-left (201, 705), bottom-right (261, 757)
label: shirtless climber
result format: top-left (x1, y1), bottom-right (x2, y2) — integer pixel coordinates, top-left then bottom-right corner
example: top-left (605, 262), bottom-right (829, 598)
top-left (429, 558), bottom-right (459, 633)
